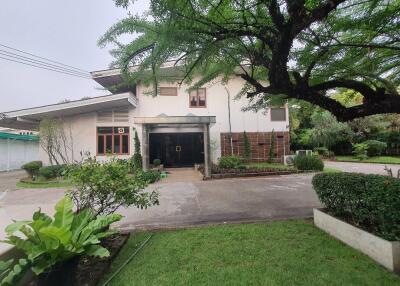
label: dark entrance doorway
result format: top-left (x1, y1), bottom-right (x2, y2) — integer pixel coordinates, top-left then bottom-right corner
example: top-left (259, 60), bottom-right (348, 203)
top-left (149, 133), bottom-right (204, 167)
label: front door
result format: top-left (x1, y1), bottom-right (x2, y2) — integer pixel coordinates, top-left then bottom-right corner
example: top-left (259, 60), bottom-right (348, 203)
top-left (149, 133), bottom-right (204, 167)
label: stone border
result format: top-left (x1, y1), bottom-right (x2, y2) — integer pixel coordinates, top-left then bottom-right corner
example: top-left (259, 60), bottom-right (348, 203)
top-left (313, 208), bottom-right (400, 273)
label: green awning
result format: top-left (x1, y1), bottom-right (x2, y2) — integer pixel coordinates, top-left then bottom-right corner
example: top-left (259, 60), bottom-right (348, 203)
top-left (0, 132), bottom-right (39, 141)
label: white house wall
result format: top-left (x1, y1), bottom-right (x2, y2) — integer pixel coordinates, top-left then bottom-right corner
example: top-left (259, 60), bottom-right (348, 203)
top-left (38, 76), bottom-right (289, 164)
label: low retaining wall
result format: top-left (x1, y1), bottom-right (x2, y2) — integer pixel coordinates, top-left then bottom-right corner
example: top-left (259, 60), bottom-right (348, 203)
top-left (313, 208), bottom-right (400, 273)
top-left (211, 170), bottom-right (309, 179)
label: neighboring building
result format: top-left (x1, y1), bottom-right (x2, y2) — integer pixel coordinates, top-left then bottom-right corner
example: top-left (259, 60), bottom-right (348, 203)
top-left (0, 127), bottom-right (37, 136)
top-left (0, 66), bottom-right (289, 177)
top-left (0, 132), bottom-right (39, 171)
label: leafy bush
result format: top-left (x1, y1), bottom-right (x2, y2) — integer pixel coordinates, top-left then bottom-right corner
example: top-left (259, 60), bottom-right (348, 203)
top-left (0, 197), bottom-right (122, 285)
top-left (293, 155), bottom-right (324, 171)
top-left (352, 143), bottom-right (368, 160)
top-left (363, 140), bottom-right (387, 156)
top-left (21, 161), bottom-right (43, 177)
top-left (139, 170), bottom-right (160, 183)
top-left (38, 164), bottom-right (67, 179)
top-left (218, 155), bottom-right (243, 169)
top-left (67, 158), bottom-right (159, 216)
top-left (312, 173), bottom-right (400, 240)
top-left (153, 159), bottom-right (161, 167)
top-left (314, 147), bottom-right (329, 157)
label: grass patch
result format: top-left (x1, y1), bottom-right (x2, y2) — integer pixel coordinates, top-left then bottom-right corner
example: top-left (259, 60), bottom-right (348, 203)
top-left (102, 220), bottom-right (399, 286)
top-left (323, 167), bottom-right (342, 173)
top-left (335, 156), bottom-right (400, 164)
top-left (245, 162), bottom-right (294, 170)
top-left (16, 180), bottom-right (73, 189)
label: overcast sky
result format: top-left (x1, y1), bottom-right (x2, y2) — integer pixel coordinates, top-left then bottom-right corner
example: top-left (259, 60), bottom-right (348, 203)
top-left (0, 0), bottom-right (148, 112)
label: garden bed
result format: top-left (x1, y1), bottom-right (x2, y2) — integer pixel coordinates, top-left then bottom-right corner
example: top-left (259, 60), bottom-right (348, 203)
top-left (210, 169), bottom-right (308, 179)
top-left (28, 233), bottom-right (130, 286)
top-left (314, 209), bottom-right (400, 273)
top-left (17, 177), bottom-right (73, 189)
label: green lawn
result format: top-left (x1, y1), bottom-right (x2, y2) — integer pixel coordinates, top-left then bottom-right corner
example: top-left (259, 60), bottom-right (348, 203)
top-left (245, 162), bottom-right (294, 170)
top-left (323, 167), bottom-right (342, 173)
top-left (16, 180), bottom-right (73, 189)
top-left (335, 156), bottom-right (400, 164)
top-left (101, 220), bottom-right (399, 286)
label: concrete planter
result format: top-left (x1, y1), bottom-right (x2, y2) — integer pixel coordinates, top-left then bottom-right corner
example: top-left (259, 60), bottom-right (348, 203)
top-left (313, 208), bottom-right (400, 273)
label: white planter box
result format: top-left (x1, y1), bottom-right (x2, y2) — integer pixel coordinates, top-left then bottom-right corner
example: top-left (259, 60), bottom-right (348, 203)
top-left (313, 208), bottom-right (400, 273)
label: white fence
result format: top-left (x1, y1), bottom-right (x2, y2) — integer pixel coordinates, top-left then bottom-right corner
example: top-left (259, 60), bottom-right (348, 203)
top-left (0, 138), bottom-right (39, 171)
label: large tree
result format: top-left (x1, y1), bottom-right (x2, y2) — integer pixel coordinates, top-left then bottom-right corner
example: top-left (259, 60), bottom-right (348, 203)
top-left (100, 0), bottom-right (400, 121)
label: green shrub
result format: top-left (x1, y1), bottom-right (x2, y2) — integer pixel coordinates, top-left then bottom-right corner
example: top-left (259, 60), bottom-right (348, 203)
top-left (243, 131), bottom-right (251, 160)
top-left (314, 147), bottom-right (329, 157)
top-left (21, 161), bottom-right (43, 177)
top-left (139, 170), bottom-right (161, 183)
top-left (293, 155), bottom-right (324, 171)
top-left (218, 155), bottom-right (243, 169)
top-left (38, 165), bottom-right (67, 179)
top-left (363, 140), bottom-right (387, 156)
top-left (0, 196), bottom-right (122, 285)
top-left (153, 159), bottom-right (161, 167)
top-left (132, 131), bottom-right (142, 171)
top-left (67, 158), bottom-right (159, 216)
top-left (312, 173), bottom-right (400, 240)
top-left (352, 143), bottom-right (368, 160)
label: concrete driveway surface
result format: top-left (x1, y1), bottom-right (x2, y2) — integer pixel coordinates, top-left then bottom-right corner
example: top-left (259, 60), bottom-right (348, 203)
top-left (0, 170), bottom-right (320, 253)
top-left (117, 173), bottom-right (320, 230)
top-left (324, 161), bottom-right (400, 175)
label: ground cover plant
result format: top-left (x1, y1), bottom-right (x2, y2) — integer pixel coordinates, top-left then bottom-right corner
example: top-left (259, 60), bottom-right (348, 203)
top-left (312, 172), bottom-right (400, 240)
top-left (100, 220), bottom-right (400, 286)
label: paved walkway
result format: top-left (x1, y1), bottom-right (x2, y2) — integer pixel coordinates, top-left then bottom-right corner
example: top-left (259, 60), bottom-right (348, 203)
top-left (324, 161), bottom-right (400, 176)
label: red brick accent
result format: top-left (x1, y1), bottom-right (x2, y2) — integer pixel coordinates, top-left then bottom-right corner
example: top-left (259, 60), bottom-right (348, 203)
top-left (220, 132), bottom-right (290, 163)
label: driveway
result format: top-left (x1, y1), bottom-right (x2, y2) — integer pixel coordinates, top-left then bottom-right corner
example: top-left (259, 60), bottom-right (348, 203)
top-left (0, 170), bottom-right (26, 192)
top-left (118, 173), bottom-right (320, 230)
top-left (324, 161), bottom-right (400, 176)
top-left (0, 171), bottom-right (320, 252)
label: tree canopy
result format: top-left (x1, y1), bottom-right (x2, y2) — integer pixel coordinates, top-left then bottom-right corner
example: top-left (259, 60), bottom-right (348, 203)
top-left (100, 0), bottom-right (400, 121)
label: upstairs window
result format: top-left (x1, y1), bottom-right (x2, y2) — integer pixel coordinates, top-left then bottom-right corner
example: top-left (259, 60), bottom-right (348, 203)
top-left (159, 87), bottom-right (178, 96)
top-left (270, 108), bottom-right (286, 121)
top-left (97, 127), bottom-right (129, 155)
top-left (189, 88), bottom-right (206, 107)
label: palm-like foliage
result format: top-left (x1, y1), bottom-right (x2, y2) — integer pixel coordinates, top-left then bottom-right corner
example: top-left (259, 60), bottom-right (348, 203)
top-left (100, 0), bottom-right (400, 121)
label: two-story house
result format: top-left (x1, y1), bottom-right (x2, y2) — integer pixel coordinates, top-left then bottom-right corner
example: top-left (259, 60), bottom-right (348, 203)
top-left (0, 66), bottom-right (290, 177)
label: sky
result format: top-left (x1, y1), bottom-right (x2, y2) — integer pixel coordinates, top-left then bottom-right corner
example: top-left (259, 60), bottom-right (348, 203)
top-left (0, 0), bottom-right (148, 112)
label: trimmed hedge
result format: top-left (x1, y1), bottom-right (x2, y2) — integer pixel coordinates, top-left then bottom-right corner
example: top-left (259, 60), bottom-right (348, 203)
top-left (293, 155), bottom-right (324, 171)
top-left (21, 161), bottom-right (43, 177)
top-left (312, 172), bottom-right (400, 240)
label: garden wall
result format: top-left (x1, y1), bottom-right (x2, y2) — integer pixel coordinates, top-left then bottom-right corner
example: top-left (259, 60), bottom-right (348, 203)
top-left (220, 131), bottom-right (290, 162)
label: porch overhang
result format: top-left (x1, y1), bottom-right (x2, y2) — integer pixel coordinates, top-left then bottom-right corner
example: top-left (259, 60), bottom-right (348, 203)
top-left (0, 92), bottom-right (137, 130)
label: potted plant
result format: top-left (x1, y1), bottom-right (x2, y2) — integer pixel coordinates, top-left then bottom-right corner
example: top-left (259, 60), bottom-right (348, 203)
top-left (152, 158), bottom-right (163, 171)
